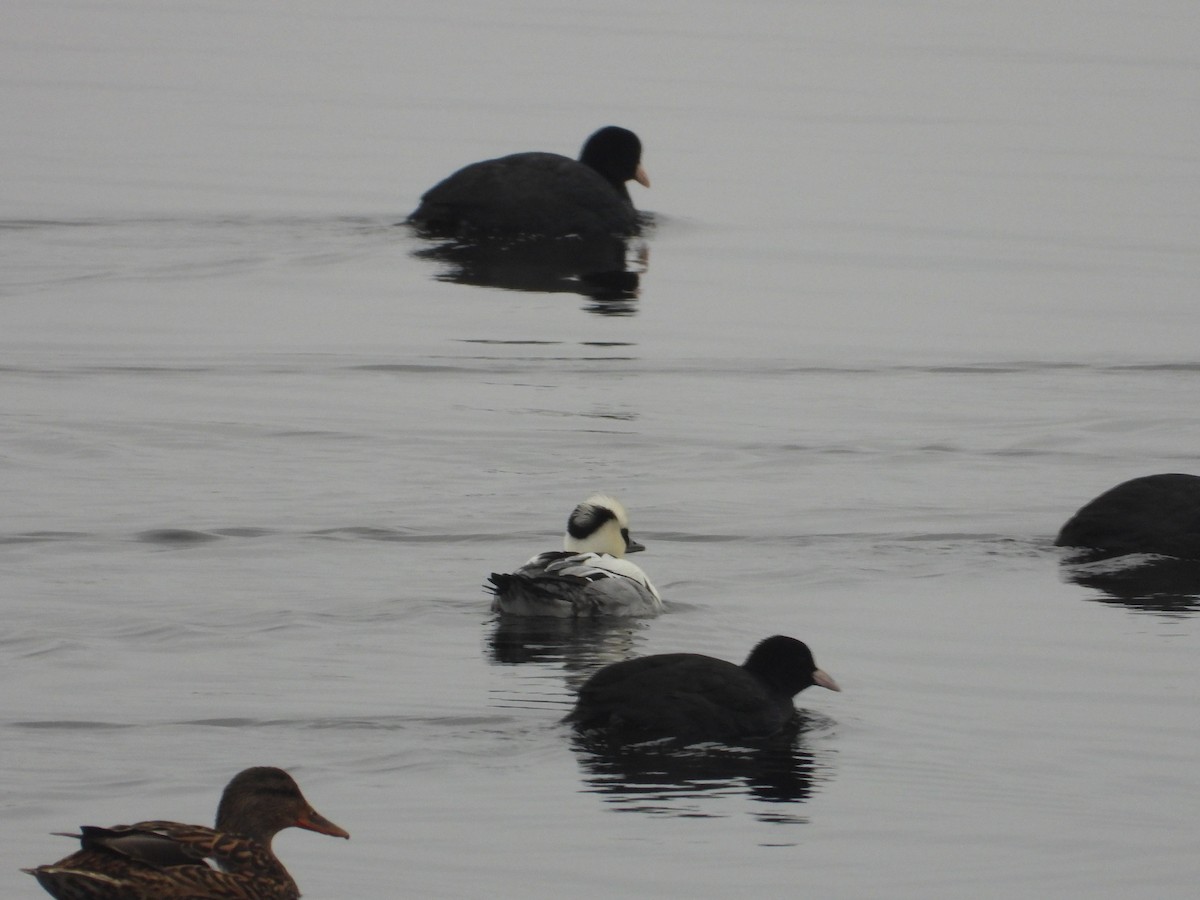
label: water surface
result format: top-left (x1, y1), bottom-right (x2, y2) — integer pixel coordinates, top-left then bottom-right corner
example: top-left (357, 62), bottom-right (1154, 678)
top-left (4, 2), bottom-right (1199, 898)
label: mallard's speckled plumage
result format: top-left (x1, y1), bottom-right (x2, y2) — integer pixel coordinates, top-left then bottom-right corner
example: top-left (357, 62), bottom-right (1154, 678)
top-left (25, 767), bottom-right (349, 900)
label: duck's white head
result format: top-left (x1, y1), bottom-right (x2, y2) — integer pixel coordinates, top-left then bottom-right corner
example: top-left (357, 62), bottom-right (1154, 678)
top-left (563, 494), bottom-right (645, 558)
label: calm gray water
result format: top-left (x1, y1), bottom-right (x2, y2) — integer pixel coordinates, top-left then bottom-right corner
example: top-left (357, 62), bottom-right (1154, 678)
top-left (4, 2), bottom-right (1199, 898)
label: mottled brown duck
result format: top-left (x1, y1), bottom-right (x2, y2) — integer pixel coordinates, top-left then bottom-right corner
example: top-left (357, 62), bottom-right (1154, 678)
top-left (24, 766), bottom-right (349, 900)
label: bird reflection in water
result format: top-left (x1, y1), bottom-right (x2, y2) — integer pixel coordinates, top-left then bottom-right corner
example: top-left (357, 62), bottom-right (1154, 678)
top-left (569, 713), bottom-right (834, 823)
top-left (412, 235), bottom-right (650, 316)
top-left (1058, 550), bottom-right (1200, 616)
top-left (486, 615), bottom-right (647, 690)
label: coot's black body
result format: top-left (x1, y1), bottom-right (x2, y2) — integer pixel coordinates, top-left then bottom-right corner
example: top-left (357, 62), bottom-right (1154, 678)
top-left (1056, 473), bottom-right (1200, 560)
top-left (409, 126), bottom-right (647, 240)
top-left (567, 635), bottom-right (839, 745)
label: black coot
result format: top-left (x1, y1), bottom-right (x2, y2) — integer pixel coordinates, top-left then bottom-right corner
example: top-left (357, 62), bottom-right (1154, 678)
top-left (567, 635), bottom-right (840, 744)
top-left (408, 126), bottom-right (649, 240)
top-left (1056, 473), bottom-right (1200, 560)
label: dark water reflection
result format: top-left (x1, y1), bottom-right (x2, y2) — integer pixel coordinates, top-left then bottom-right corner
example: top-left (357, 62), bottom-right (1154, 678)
top-left (570, 714), bottom-right (832, 822)
top-left (411, 234), bottom-right (647, 314)
top-left (486, 616), bottom-right (648, 688)
top-left (1059, 551), bottom-right (1200, 615)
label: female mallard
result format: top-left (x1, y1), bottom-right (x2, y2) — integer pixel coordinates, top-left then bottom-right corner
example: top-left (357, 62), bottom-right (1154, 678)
top-left (25, 766), bottom-right (349, 900)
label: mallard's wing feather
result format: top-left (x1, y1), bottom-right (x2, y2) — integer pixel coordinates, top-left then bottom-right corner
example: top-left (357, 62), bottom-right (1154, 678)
top-left (26, 822), bottom-right (298, 900)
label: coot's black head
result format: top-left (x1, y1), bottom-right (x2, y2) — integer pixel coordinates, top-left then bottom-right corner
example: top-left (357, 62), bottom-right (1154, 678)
top-left (578, 126), bottom-right (649, 194)
top-left (742, 635), bottom-right (841, 698)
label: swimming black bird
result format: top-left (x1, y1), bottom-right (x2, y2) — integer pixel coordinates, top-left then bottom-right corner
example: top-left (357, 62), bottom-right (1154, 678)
top-left (1056, 473), bottom-right (1200, 560)
top-left (567, 635), bottom-right (839, 744)
top-left (409, 126), bottom-right (649, 240)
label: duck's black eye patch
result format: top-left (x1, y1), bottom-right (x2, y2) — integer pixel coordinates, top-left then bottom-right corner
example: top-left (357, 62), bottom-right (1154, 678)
top-left (568, 502), bottom-right (616, 539)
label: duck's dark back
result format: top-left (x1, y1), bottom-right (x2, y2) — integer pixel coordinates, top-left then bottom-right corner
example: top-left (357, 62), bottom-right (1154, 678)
top-left (568, 653), bottom-right (796, 743)
top-left (410, 152), bottom-right (638, 240)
